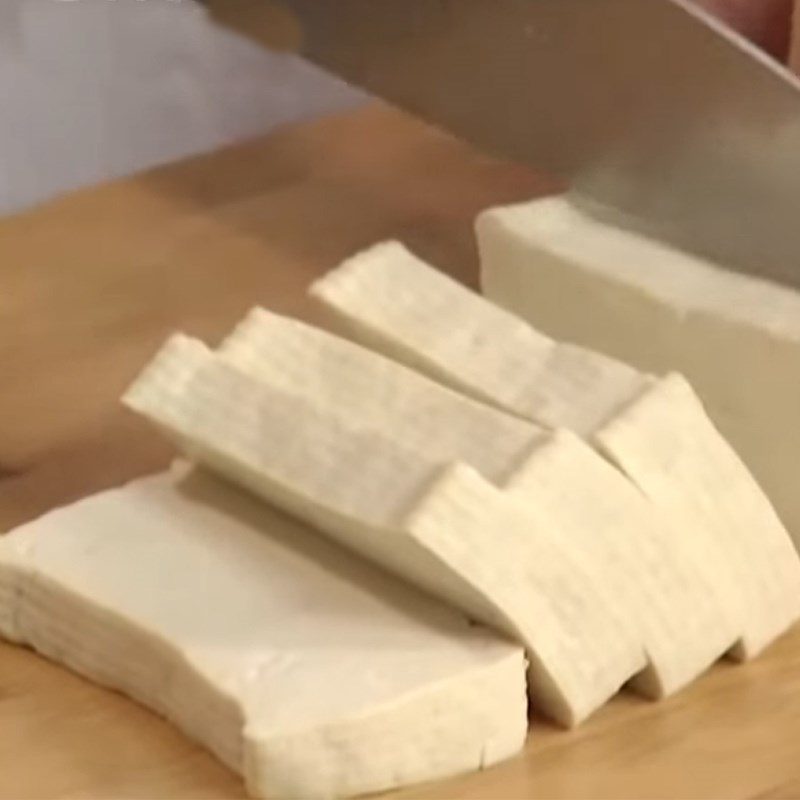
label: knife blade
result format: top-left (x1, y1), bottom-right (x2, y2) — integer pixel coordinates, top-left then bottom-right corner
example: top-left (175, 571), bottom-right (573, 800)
top-left (276, 0), bottom-right (800, 288)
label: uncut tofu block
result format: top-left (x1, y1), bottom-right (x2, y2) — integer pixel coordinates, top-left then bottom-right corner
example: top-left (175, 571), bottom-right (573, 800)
top-left (478, 195), bottom-right (800, 558)
top-left (310, 242), bottom-right (800, 661)
top-left (125, 335), bottom-right (646, 726)
top-left (0, 470), bottom-right (527, 800)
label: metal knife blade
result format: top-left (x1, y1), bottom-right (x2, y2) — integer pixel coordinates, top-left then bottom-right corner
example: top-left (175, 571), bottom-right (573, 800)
top-left (276, 0), bottom-right (800, 287)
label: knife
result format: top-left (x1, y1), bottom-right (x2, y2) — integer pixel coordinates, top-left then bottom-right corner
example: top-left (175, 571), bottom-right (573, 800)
top-left (274, 0), bottom-right (800, 288)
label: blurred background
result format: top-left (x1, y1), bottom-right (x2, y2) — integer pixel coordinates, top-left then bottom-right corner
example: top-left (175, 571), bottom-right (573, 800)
top-left (0, 0), bottom-right (363, 216)
top-left (0, 0), bottom-right (795, 218)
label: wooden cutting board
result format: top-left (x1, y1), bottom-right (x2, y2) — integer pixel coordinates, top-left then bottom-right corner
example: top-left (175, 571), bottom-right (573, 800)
top-left (2, 104), bottom-right (800, 800)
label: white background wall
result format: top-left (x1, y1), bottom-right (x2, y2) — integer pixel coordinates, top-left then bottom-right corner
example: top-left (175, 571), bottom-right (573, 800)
top-left (0, 0), bottom-right (361, 216)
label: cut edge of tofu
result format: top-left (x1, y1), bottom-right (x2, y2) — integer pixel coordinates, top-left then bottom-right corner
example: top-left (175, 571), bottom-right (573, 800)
top-left (477, 193), bottom-right (800, 568)
top-left (505, 427), bottom-right (735, 697)
top-left (219, 305), bottom-right (546, 486)
top-left (0, 552), bottom-right (247, 774)
top-left (123, 336), bottom-right (505, 632)
top-left (402, 460), bottom-right (647, 726)
top-left (309, 240), bottom-right (554, 409)
top-left (310, 241), bottom-right (800, 662)
top-left (308, 240), bottom-right (648, 436)
top-left (244, 646), bottom-right (528, 799)
top-left (476, 196), bottom-right (800, 344)
top-left (0, 477), bottom-right (529, 800)
top-left (125, 335), bottom-right (650, 726)
top-left (593, 373), bottom-right (800, 659)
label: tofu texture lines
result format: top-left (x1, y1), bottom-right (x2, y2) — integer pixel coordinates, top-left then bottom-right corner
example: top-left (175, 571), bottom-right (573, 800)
top-left (219, 307), bottom-right (736, 696)
top-left (477, 196), bottom-right (800, 558)
top-left (0, 469), bottom-right (527, 800)
top-left (124, 333), bottom-right (645, 727)
top-left (310, 241), bottom-right (800, 661)
top-left (3, 225), bottom-right (800, 800)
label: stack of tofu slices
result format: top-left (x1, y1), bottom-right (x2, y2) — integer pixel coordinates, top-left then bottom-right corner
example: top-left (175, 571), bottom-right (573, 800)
top-left (3, 197), bottom-right (800, 799)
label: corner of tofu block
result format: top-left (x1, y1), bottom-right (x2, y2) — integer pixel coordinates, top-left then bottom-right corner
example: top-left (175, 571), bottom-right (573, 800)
top-left (476, 194), bottom-right (572, 238)
top-left (403, 461), bottom-right (502, 534)
top-left (122, 333), bottom-right (212, 414)
top-left (240, 643), bottom-right (528, 799)
top-left (400, 462), bottom-right (521, 632)
top-left (218, 307), bottom-right (276, 356)
top-left (503, 428), bottom-right (592, 495)
top-left (593, 369), bottom-right (800, 658)
top-left (309, 239), bottom-right (425, 305)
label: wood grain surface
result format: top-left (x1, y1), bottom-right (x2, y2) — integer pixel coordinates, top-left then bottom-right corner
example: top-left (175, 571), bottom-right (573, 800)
top-left (1, 104), bottom-right (799, 800)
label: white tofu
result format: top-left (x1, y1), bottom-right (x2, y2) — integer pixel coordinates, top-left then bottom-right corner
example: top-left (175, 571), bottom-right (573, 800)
top-left (310, 241), bottom-right (648, 435)
top-left (594, 373), bottom-right (800, 658)
top-left (0, 469), bottom-right (527, 800)
top-left (310, 242), bottom-right (800, 660)
top-left (220, 308), bottom-right (546, 486)
top-left (478, 195), bottom-right (800, 557)
top-left (504, 427), bottom-right (735, 697)
top-left (124, 335), bottom-right (647, 726)
top-left (218, 309), bottom-right (735, 693)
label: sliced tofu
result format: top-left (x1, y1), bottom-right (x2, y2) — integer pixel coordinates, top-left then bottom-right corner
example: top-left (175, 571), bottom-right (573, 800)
top-left (504, 427), bottom-right (735, 697)
top-left (218, 309), bottom-right (736, 693)
top-left (478, 195), bottom-right (800, 558)
top-left (310, 242), bottom-right (800, 659)
top-left (310, 241), bottom-right (647, 435)
top-left (595, 373), bottom-right (800, 659)
top-left (124, 335), bottom-right (647, 726)
top-left (219, 308), bottom-right (546, 486)
top-left (0, 469), bottom-right (527, 800)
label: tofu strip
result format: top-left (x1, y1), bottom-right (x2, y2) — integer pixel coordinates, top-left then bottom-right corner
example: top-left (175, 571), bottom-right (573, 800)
top-left (310, 242), bottom-right (800, 661)
top-left (478, 195), bottom-right (800, 557)
top-left (0, 469), bottom-right (527, 799)
top-left (125, 335), bottom-right (647, 726)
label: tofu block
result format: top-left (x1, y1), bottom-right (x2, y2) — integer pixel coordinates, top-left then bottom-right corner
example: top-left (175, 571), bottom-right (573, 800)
top-left (220, 308), bottom-right (547, 486)
top-left (219, 309), bottom-right (736, 694)
top-left (310, 242), bottom-right (800, 659)
top-left (478, 195), bottom-right (800, 557)
top-left (310, 241), bottom-right (648, 436)
top-left (505, 427), bottom-right (733, 697)
top-left (594, 373), bottom-right (800, 658)
top-left (0, 469), bottom-right (527, 800)
top-left (124, 335), bottom-right (647, 726)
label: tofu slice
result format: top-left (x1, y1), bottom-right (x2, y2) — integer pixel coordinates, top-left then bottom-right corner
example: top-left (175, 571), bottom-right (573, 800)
top-left (505, 427), bottom-right (735, 697)
top-left (124, 336), bottom-right (647, 726)
top-left (594, 373), bottom-right (800, 658)
top-left (219, 308), bottom-right (547, 486)
top-left (478, 195), bottom-right (800, 557)
top-left (0, 469), bottom-right (527, 800)
top-left (309, 242), bottom-right (800, 659)
top-left (309, 241), bottom-right (648, 436)
top-left (218, 309), bottom-right (741, 693)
